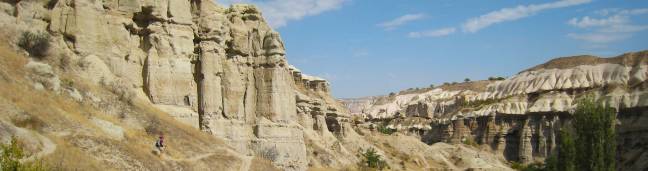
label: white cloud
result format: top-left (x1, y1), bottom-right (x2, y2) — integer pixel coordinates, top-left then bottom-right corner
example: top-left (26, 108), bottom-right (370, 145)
top-left (568, 15), bottom-right (628, 28)
top-left (599, 24), bottom-right (648, 33)
top-left (567, 8), bottom-right (648, 44)
top-left (377, 13), bottom-right (426, 30)
top-left (219, 0), bottom-right (347, 28)
top-left (462, 0), bottom-right (591, 33)
top-left (567, 33), bottom-right (629, 44)
top-left (618, 8), bottom-right (648, 15)
top-left (594, 8), bottom-right (648, 16)
top-left (408, 27), bottom-right (456, 38)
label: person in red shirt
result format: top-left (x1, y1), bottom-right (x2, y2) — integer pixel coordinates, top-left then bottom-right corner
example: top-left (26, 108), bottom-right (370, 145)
top-left (155, 133), bottom-right (165, 155)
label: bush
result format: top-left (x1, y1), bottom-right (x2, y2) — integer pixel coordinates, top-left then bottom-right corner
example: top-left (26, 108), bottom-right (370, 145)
top-left (464, 78), bottom-right (471, 82)
top-left (488, 76), bottom-right (506, 81)
top-left (1, 137), bottom-right (47, 171)
top-left (18, 31), bottom-right (51, 58)
top-left (1, 137), bottom-right (23, 171)
top-left (377, 124), bottom-right (395, 135)
top-left (509, 161), bottom-right (544, 171)
top-left (360, 148), bottom-right (387, 170)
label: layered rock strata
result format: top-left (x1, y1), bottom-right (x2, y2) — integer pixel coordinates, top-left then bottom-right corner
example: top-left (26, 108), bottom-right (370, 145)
top-left (343, 52), bottom-right (648, 169)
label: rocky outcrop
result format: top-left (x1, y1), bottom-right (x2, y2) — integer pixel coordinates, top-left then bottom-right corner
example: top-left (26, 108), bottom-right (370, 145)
top-left (341, 51), bottom-right (648, 168)
top-left (0, 0), bottom-right (355, 170)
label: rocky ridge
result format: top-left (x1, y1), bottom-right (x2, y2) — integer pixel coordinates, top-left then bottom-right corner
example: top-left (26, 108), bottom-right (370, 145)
top-left (342, 51), bottom-right (648, 169)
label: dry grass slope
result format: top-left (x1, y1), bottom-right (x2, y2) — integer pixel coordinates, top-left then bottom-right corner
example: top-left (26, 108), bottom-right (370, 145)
top-left (0, 40), bottom-right (277, 170)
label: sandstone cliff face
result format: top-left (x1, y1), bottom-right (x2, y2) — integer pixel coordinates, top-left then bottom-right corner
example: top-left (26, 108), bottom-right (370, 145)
top-left (342, 51), bottom-right (648, 169)
top-left (0, 0), bottom-right (358, 170)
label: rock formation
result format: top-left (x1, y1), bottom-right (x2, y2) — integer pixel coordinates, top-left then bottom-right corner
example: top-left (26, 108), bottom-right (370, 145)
top-left (0, 0), bottom-right (358, 170)
top-left (342, 52), bottom-right (648, 169)
top-left (4, 0), bottom-right (645, 170)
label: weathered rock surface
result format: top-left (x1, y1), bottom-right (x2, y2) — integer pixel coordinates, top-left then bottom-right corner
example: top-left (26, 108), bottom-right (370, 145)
top-left (0, 0), bottom-right (363, 170)
top-left (341, 51), bottom-right (648, 169)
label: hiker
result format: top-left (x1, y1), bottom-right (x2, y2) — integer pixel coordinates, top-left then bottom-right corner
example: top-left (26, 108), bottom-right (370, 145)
top-left (155, 134), bottom-right (165, 155)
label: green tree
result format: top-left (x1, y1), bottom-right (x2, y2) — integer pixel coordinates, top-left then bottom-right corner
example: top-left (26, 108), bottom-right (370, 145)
top-left (556, 129), bottom-right (576, 171)
top-left (572, 96), bottom-right (616, 171)
top-left (464, 78), bottom-right (471, 82)
top-left (361, 148), bottom-right (387, 170)
top-left (544, 154), bottom-right (558, 171)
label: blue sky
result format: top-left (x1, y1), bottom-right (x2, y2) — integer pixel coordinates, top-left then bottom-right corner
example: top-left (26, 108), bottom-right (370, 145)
top-left (219, 0), bottom-right (648, 98)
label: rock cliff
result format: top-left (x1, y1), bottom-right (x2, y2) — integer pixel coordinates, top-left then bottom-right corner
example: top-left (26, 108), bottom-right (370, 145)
top-left (1, 0), bottom-right (517, 170)
top-left (0, 0), bottom-right (353, 170)
top-left (342, 51), bottom-right (648, 169)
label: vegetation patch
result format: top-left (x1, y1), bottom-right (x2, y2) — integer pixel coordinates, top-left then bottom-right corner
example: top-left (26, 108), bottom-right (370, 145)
top-left (545, 95), bottom-right (616, 171)
top-left (1, 137), bottom-right (47, 171)
top-left (359, 148), bottom-right (387, 170)
top-left (376, 124), bottom-right (396, 135)
top-left (462, 138), bottom-right (478, 147)
top-left (18, 31), bottom-right (51, 58)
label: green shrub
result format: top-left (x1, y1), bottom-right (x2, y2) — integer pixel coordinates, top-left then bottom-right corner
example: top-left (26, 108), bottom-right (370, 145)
top-left (360, 148), bottom-right (387, 170)
top-left (377, 125), bottom-right (395, 135)
top-left (1, 137), bottom-right (23, 171)
top-left (461, 138), bottom-right (478, 147)
top-left (1, 137), bottom-right (47, 171)
top-left (488, 76), bottom-right (506, 81)
top-left (510, 161), bottom-right (524, 170)
top-left (18, 31), bottom-right (51, 58)
top-left (509, 161), bottom-right (545, 171)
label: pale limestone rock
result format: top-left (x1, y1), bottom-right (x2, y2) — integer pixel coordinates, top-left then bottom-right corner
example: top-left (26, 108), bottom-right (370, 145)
top-left (25, 61), bottom-right (61, 91)
top-left (78, 55), bottom-right (117, 85)
top-left (67, 88), bottom-right (83, 101)
top-left (154, 104), bottom-right (199, 128)
top-left (253, 118), bottom-right (308, 171)
top-left (90, 117), bottom-right (125, 140)
top-left (348, 62), bottom-right (648, 121)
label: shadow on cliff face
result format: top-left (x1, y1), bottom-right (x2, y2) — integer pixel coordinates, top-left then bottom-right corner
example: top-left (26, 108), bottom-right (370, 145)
top-left (325, 116), bottom-right (341, 134)
top-left (504, 130), bottom-right (520, 161)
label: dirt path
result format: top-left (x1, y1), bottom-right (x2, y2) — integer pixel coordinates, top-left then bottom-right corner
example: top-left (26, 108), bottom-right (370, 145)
top-left (162, 152), bottom-right (216, 162)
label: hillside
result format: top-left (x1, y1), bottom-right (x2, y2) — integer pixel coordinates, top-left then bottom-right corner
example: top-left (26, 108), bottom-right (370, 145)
top-left (341, 51), bottom-right (648, 169)
top-left (0, 0), bottom-right (514, 170)
top-left (0, 37), bottom-right (277, 170)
